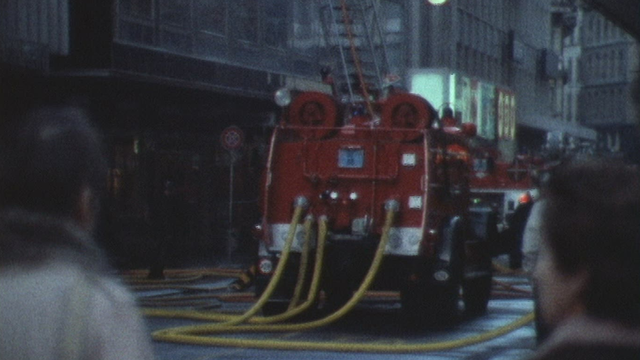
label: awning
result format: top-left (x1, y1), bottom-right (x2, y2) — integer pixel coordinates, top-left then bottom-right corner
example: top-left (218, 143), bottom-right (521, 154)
top-left (519, 115), bottom-right (598, 141)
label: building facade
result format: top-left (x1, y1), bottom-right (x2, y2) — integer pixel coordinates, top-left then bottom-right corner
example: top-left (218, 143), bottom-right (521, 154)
top-left (0, 0), bottom-right (408, 268)
top-left (578, 7), bottom-right (639, 157)
top-left (3, 0), bottom-right (634, 268)
top-left (407, 0), bottom-right (596, 162)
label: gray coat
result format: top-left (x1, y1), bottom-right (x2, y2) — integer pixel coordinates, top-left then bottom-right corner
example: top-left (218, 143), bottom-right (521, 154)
top-left (527, 314), bottom-right (640, 360)
top-left (0, 210), bottom-right (154, 360)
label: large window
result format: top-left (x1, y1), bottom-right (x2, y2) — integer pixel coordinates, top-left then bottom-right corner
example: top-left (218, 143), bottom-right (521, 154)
top-left (160, 0), bottom-right (190, 28)
top-left (194, 0), bottom-right (226, 35)
top-left (264, 0), bottom-right (288, 48)
top-left (120, 0), bottom-right (153, 19)
top-left (230, 0), bottom-right (258, 43)
top-left (117, 0), bottom-right (154, 44)
top-left (114, 0), bottom-right (404, 82)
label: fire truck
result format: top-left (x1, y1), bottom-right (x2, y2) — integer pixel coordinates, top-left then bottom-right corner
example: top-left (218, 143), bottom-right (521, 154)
top-left (469, 145), bottom-right (540, 229)
top-left (467, 144), bottom-right (542, 268)
top-left (252, 89), bottom-right (496, 325)
top-left (251, 0), bottom-right (496, 326)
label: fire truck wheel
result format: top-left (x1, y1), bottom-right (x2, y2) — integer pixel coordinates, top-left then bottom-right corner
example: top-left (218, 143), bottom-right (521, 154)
top-left (380, 93), bottom-right (433, 141)
top-left (462, 274), bottom-right (492, 317)
top-left (288, 92), bottom-right (338, 139)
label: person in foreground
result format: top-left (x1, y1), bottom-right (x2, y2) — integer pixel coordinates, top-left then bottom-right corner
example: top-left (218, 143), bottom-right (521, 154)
top-left (527, 159), bottom-right (640, 360)
top-left (0, 106), bottom-right (154, 360)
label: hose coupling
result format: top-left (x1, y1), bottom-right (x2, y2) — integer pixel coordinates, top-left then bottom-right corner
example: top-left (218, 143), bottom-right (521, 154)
top-left (294, 196), bottom-right (310, 209)
top-left (384, 199), bottom-right (400, 212)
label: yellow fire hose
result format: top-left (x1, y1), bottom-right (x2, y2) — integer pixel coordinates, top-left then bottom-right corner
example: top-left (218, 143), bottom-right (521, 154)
top-left (287, 215), bottom-right (313, 311)
top-left (143, 210), bottom-right (325, 324)
top-left (151, 204), bottom-right (398, 335)
top-left (153, 314), bottom-right (535, 353)
top-left (218, 203), bottom-right (306, 327)
top-left (149, 202), bottom-right (535, 353)
top-left (267, 215), bottom-right (327, 322)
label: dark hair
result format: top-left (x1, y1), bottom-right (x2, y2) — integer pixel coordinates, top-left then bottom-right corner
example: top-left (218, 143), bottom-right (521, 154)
top-left (0, 106), bottom-right (107, 218)
top-left (442, 107), bottom-right (454, 118)
top-left (541, 159), bottom-right (640, 324)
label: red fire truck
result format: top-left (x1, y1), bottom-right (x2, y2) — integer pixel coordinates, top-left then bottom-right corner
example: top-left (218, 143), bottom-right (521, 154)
top-left (253, 89), bottom-right (496, 325)
top-left (469, 145), bottom-right (540, 229)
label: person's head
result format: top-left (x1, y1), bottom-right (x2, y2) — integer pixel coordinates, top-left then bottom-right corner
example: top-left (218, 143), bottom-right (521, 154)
top-left (0, 106), bottom-right (107, 230)
top-left (442, 107), bottom-right (453, 119)
top-left (533, 159), bottom-right (640, 328)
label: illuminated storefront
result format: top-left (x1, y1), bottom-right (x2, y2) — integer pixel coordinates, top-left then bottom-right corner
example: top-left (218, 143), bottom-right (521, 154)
top-left (408, 68), bottom-right (508, 142)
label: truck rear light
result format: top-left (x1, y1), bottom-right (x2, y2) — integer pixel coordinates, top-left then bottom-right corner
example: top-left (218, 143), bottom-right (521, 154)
top-left (351, 217), bottom-right (368, 235)
top-left (348, 191), bottom-right (359, 201)
top-left (408, 196), bottom-right (423, 209)
top-left (258, 258), bottom-right (274, 275)
top-left (518, 191), bottom-right (532, 204)
top-left (252, 223), bottom-right (264, 240)
top-left (402, 153), bottom-right (417, 166)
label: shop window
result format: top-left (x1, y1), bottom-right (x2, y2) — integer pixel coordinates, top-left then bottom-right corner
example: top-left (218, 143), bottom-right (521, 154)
top-left (108, 139), bottom-right (144, 217)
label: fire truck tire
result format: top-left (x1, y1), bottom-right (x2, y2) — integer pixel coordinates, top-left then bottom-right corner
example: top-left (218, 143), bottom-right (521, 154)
top-left (288, 92), bottom-right (338, 139)
top-left (462, 274), bottom-right (492, 317)
top-left (400, 218), bottom-right (467, 327)
top-left (380, 93), bottom-right (433, 141)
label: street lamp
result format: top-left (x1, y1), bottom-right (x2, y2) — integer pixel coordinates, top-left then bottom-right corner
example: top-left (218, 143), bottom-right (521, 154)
top-left (427, 0), bottom-right (449, 5)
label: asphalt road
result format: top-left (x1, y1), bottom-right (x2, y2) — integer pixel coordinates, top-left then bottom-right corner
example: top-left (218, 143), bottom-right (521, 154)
top-left (126, 268), bottom-right (537, 360)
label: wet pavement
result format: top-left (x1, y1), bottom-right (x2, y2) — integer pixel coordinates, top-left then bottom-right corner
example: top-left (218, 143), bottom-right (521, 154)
top-left (124, 261), bottom-right (538, 360)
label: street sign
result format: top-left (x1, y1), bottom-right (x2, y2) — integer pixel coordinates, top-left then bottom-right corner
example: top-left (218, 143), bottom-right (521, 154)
top-left (221, 126), bottom-right (244, 151)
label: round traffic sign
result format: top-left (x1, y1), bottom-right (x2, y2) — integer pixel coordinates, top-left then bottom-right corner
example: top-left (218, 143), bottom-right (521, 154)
top-left (221, 126), bottom-right (244, 150)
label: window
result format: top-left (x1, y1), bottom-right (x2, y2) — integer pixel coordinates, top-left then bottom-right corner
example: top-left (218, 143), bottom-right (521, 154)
top-left (117, 0), bottom-right (154, 44)
top-left (618, 50), bottom-right (626, 78)
top-left (230, 0), bottom-right (258, 43)
top-left (292, 2), bottom-right (320, 51)
top-left (588, 17), bottom-right (595, 43)
top-left (160, 0), bottom-right (191, 28)
top-left (264, 0), bottom-right (288, 48)
top-left (120, 0), bottom-right (153, 19)
top-left (194, 0), bottom-right (226, 35)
